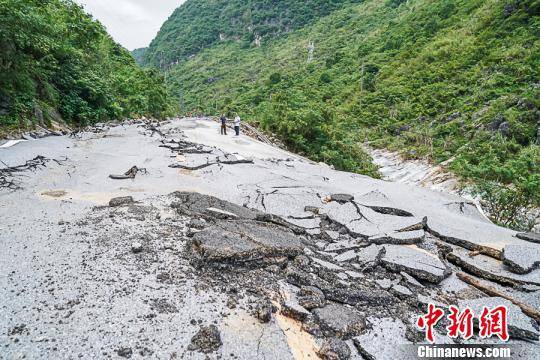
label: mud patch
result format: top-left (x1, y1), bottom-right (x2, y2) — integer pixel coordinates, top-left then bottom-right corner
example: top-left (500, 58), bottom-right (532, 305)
top-left (274, 312), bottom-right (319, 359)
top-left (41, 189), bottom-right (68, 198)
top-left (39, 189), bottom-right (121, 205)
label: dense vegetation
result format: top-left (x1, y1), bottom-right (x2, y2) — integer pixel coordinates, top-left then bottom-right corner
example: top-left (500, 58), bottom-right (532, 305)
top-left (0, 0), bottom-right (173, 133)
top-left (131, 47), bottom-right (147, 65)
top-left (153, 0), bottom-right (539, 229)
top-left (143, 0), bottom-right (362, 68)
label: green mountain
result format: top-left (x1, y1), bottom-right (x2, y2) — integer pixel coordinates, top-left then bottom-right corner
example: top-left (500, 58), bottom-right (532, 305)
top-left (143, 0), bottom-right (363, 68)
top-left (131, 47), bottom-right (148, 65)
top-left (146, 0), bottom-right (539, 229)
top-left (0, 0), bottom-right (173, 132)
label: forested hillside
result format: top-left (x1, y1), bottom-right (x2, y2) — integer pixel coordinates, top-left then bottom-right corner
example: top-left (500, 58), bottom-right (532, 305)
top-left (142, 0), bottom-right (363, 68)
top-left (0, 0), bottom-right (173, 132)
top-left (131, 47), bottom-right (148, 65)
top-left (151, 0), bottom-right (539, 229)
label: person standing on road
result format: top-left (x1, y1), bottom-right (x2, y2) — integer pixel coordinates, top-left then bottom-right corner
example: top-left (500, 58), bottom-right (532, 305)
top-left (219, 114), bottom-right (227, 135)
top-left (234, 114), bottom-right (241, 136)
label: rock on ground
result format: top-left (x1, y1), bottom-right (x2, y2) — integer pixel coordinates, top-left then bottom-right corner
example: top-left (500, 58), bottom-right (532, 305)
top-left (109, 196), bottom-right (134, 207)
top-left (188, 325), bottom-right (223, 354)
top-left (317, 338), bottom-right (351, 360)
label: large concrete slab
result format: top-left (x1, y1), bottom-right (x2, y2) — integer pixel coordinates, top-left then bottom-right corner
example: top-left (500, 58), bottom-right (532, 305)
top-left (502, 244), bottom-right (540, 274)
top-left (447, 247), bottom-right (540, 286)
top-left (190, 220), bottom-right (303, 264)
top-left (381, 245), bottom-right (451, 283)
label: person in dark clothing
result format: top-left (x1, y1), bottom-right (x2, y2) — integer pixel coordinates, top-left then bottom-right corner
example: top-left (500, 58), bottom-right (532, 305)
top-left (220, 114), bottom-right (227, 135)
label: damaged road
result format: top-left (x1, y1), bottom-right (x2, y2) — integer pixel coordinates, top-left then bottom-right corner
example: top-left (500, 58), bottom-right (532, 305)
top-left (1, 118), bottom-right (539, 359)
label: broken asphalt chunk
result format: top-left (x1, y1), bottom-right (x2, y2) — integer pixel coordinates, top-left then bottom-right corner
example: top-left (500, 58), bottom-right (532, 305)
top-left (355, 244), bottom-right (384, 266)
top-left (172, 191), bottom-right (259, 219)
top-left (400, 271), bottom-right (423, 288)
top-left (391, 284), bottom-right (413, 298)
top-left (502, 244), bottom-right (540, 274)
top-left (254, 299), bottom-right (274, 323)
top-left (189, 220), bottom-right (302, 266)
top-left (516, 232), bottom-right (540, 244)
top-left (286, 266), bottom-right (322, 288)
top-left (317, 338), bottom-right (351, 360)
top-left (447, 247), bottom-right (540, 286)
top-left (426, 219), bottom-right (504, 259)
top-left (298, 293), bottom-right (326, 310)
top-left (329, 194), bottom-right (355, 203)
top-left (311, 257), bottom-right (345, 271)
top-left (368, 230), bottom-right (425, 245)
top-left (298, 285), bottom-right (331, 309)
top-left (313, 303), bottom-right (366, 339)
top-left (281, 300), bottom-right (311, 321)
top-left (353, 318), bottom-right (412, 360)
top-left (381, 245), bottom-right (451, 283)
top-left (334, 250), bottom-right (357, 262)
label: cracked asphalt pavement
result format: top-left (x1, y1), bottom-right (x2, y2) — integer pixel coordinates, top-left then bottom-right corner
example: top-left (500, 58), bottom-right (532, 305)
top-left (1, 118), bottom-right (538, 359)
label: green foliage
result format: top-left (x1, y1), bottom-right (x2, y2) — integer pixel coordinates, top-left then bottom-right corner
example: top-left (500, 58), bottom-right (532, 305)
top-left (319, 72), bottom-right (332, 84)
top-left (155, 0), bottom-right (539, 227)
top-left (268, 72), bottom-right (282, 85)
top-left (472, 179), bottom-right (539, 231)
top-left (131, 47), bottom-right (148, 65)
top-left (0, 0), bottom-right (173, 130)
top-left (143, 0), bottom-right (363, 67)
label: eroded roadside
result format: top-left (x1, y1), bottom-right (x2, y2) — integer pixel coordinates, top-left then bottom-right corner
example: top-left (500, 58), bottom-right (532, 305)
top-left (1, 118), bottom-right (539, 359)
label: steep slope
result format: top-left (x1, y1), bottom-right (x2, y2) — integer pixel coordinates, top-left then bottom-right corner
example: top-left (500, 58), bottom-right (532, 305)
top-left (0, 0), bottom-right (173, 132)
top-left (153, 0), bottom-right (539, 229)
top-left (143, 0), bottom-right (363, 68)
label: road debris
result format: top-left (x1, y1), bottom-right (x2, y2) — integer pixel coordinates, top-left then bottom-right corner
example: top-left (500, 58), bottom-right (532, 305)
top-left (109, 196), bottom-right (135, 207)
top-left (109, 166), bottom-right (146, 180)
top-left (188, 325), bottom-right (222, 353)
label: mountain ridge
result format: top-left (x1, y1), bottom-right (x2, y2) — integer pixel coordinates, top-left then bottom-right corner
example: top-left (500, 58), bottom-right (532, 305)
top-left (142, 0), bottom-right (363, 68)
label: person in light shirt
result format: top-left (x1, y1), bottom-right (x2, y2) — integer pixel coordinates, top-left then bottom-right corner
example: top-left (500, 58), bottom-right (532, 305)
top-left (233, 114), bottom-right (241, 136)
